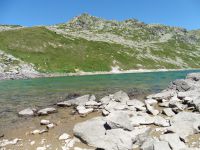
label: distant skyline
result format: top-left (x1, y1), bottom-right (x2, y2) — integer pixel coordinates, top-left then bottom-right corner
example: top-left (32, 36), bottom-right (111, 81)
top-left (0, 0), bottom-right (200, 30)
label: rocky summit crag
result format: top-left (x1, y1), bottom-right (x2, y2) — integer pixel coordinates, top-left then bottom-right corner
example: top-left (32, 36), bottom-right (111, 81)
top-left (0, 13), bottom-right (200, 76)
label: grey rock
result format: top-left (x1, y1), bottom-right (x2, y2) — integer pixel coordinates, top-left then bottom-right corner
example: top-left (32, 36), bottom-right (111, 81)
top-left (76, 105), bottom-right (93, 115)
top-left (145, 99), bottom-right (158, 105)
top-left (57, 101), bottom-right (71, 107)
top-left (67, 95), bottom-right (91, 106)
top-left (159, 102), bottom-right (169, 107)
top-left (167, 112), bottom-right (200, 138)
top-left (40, 119), bottom-right (50, 125)
top-left (153, 141), bottom-right (171, 150)
top-left (151, 90), bottom-right (175, 101)
top-left (160, 133), bottom-right (186, 150)
top-left (162, 108), bottom-right (175, 117)
top-left (46, 123), bottom-right (55, 129)
top-left (146, 103), bottom-right (159, 116)
top-left (37, 107), bottom-right (57, 115)
top-left (127, 99), bottom-right (146, 111)
top-left (102, 109), bottom-right (110, 116)
top-left (172, 79), bottom-right (191, 92)
top-left (73, 117), bottom-right (106, 148)
top-left (103, 129), bottom-right (133, 150)
top-left (100, 95), bottom-right (111, 105)
top-left (187, 73), bottom-right (200, 81)
top-left (141, 138), bottom-right (156, 150)
top-left (106, 111), bottom-right (133, 131)
top-left (130, 114), bottom-right (154, 126)
top-left (85, 100), bottom-right (101, 108)
top-left (74, 117), bottom-right (133, 150)
top-left (154, 116), bottom-right (170, 127)
top-left (113, 90), bottom-right (130, 103)
top-left (105, 101), bottom-right (127, 112)
top-left (18, 108), bottom-right (36, 117)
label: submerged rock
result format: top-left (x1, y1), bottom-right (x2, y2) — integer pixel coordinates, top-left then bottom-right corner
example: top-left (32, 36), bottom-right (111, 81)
top-left (18, 108), bottom-right (36, 117)
top-left (37, 107), bottom-right (57, 115)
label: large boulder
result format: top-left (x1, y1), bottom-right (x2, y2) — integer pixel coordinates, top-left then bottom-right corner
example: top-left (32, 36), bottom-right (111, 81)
top-left (160, 133), bottom-right (186, 150)
top-left (172, 79), bottom-right (191, 92)
top-left (167, 112), bottom-right (200, 138)
top-left (73, 117), bottom-right (106, 148)
top-left (153, 141), bottom-right (171, 150)
top-left (113, 91), bottom-right (130, 103)
top-left (103, 129), bottom-right (133, 150)
top-left (73, 117), bottom-right (133, 150)
top-left (106, 111), bottom-right (133, 131)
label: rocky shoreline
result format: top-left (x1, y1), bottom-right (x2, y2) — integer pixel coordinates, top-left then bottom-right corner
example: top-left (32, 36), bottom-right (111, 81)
top-left (1, 72), bottom-right (200, 150)
top-left (1, 68), bottom-right (200, 81)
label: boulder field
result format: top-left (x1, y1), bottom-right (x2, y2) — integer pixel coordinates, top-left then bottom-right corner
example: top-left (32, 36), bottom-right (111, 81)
top-left (1, 72), bottom-right (200, 150)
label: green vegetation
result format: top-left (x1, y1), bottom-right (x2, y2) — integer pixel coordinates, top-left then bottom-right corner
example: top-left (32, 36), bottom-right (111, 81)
top-left (0, 14), bottom-right (200, 73)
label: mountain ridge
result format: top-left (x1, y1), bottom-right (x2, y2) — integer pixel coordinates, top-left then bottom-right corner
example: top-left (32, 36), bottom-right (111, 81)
top-left (0, 13), bottom-right (200, 77)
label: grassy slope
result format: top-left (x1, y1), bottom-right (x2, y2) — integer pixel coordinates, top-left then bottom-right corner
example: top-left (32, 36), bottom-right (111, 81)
top-left (0, 27), bottom-right (199, 73)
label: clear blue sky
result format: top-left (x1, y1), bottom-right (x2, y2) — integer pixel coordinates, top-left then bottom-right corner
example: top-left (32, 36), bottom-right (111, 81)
top-left (0, 0), bottom-right (200, 30)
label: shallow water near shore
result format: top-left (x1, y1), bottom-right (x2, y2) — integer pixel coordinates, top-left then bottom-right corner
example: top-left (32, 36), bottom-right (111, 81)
top-left (1, 69), bottom-right (200, 131)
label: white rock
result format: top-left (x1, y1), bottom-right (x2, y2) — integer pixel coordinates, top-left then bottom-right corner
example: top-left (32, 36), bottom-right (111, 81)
top-left (162, 108), bottom-right (175, 117)
top-left (76, 105), bottom-right (93, 115)
top-left (102, 109), bottom-right (110, 116)
top-left (40, 119), bottom-right (50, 125)
top-left (57, 101), bottom-right (71, 107)
top-left (154, 116), bottom-right (170, 127)
top-left (18, 108), bottom-right (35, 117)
top-left (130, 115), bottom-right (154, 126)
top-left (160, 133), bottom-right (186, 150)
top-left (145, 99), bottom-right (158, 105)
top-left (59, 133), bottom-right (70, 140)
top-left (30, 141), bottom-right (35, 145)
top-left (100, 96), bottom-right (111, 105)
top-left (67, 95), bottom-right (90, 106)
top-left (85, 100), bottom-right (101, 107)
top-left (37, 107), bottom-right (57, 115)
top-left (153, 141), bottom-right (171, 150)
top-left (46, 123), bottom-right (55, 129)
top-left (106, 111), bottom-right (133, 131)
top-left (0, 138), bottom-right (21, 147)
top-left (146, 103), bottom-right (159, 116)
top-left (31, 130), bottom-right (40, 135)
top-left (113, 90), bottom-right (129, 103)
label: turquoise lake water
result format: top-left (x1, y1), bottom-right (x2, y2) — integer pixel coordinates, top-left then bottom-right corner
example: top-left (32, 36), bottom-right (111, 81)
top-left (0, 69), bottom-right (200, 130)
